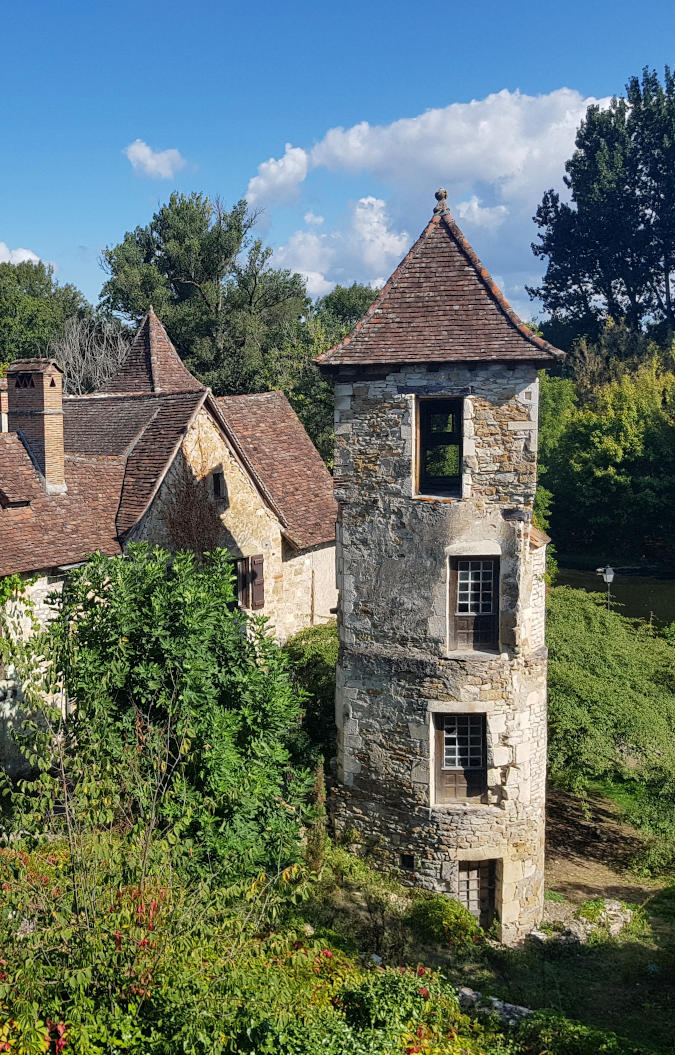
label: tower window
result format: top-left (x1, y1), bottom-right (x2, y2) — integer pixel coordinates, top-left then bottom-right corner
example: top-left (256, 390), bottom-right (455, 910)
top-left (434, 713), bottom-right (487, 802)
top-left (417, 398), bottom-right (462, 494)
top-left (449, 558), bottom-right (499, 651)
top-left (458, 860), bottom-right (496, 928)
top-left (399, 853), bottom-right (415, 872)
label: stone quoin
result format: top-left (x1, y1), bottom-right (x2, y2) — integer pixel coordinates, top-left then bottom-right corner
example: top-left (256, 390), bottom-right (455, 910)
top-left (317, 188), bottom-right (564, 943)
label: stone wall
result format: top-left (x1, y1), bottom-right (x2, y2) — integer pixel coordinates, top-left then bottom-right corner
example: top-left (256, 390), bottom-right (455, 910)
top-left (136, 407), bottom-right (336, 642)
top-left (332, 361), bottom-right (547, 943)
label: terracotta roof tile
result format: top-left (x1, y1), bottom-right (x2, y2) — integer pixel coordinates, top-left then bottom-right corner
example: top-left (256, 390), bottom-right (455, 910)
top-left (216, 391), bottom-right (336, 549)
top-left (0, 434), bottom-right (42, 505)
top-left (101, 308), bottom-right (203, 394)
top-left (0, 453), bottom-right (124, 575)
top-left (317, 202), bottom-right (564, 368)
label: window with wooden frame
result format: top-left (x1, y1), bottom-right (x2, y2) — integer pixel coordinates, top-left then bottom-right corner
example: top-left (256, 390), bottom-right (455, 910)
top-left (434, 713), bottom-right (487, 803)
top-left (449, 557), bottom-right (499, 651)
top-left (457, 860), bottom-right (496, 928)
top-left (417, 398), bottom-right (462, 495)
top-left (234, 555), bottom-right (265, 610)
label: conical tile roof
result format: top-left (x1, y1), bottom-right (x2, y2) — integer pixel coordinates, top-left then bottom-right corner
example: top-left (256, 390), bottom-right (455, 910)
top-left (102, 308), bottom-right (203, 393)
top-left (317, 191), bottom-right (563, 368)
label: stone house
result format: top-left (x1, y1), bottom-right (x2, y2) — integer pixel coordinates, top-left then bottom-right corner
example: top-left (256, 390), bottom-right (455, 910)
top-left (317, 189), bottom-right (563, 943)
top-left (1, 309), bottom-right (337, 763)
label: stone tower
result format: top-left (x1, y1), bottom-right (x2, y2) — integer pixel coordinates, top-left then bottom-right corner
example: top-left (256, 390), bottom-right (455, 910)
top-left (317, 190), bottom-right (563, 943)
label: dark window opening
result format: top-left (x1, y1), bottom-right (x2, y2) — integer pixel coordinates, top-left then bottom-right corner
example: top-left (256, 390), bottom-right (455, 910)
top-left (434, 713), bottom-right (487, 803)
top-left (15, 374), bottom-right (36, 389)
top-left (418, 398), bottom-right (462, 495)
top-left (458, 860), bottom-right (496, 929)
top-left (449, 557), bottom-right (499, 651)
top-left (400, 853), bottom-right (415, 872)
top-left (234, 554), bottom-right (264, 611)
top-left (213, 470), bottom-right (225, 499)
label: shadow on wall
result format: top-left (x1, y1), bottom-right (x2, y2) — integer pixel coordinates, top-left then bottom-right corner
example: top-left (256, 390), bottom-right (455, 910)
top-left (160, 450), bottom-right (239, 557)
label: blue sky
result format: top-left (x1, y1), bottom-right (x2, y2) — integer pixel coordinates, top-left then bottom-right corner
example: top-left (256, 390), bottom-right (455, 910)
top-left (2, 0), bottom-right (673, 317)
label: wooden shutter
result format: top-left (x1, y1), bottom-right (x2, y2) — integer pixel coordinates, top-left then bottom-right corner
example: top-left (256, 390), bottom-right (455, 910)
top-left (250, 554), bottom-right (265, 610)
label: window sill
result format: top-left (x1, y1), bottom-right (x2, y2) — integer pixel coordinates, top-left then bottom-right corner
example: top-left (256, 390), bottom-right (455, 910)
top-left (412, 492), bottom-right (461, 503)
top-left (444, 648), bottom-right (504, 661)
top-left (430, 800), bottom-right (497, 813)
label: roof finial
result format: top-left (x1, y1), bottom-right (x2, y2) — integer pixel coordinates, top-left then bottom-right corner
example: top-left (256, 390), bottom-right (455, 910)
top-left (433, 188), bottom-right (448, 215)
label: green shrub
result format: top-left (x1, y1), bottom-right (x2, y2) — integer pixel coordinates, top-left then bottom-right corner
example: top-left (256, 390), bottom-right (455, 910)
top-left (517, 1012), bottom-right (643, 1054)
top-left (283, 622), bottom-right (338, 757)
top-left (405, 892), bottom-right (484, 951)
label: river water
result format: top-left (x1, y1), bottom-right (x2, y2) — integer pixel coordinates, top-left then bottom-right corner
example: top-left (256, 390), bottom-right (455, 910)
top-left (555, 568), bottom-right (675, 625)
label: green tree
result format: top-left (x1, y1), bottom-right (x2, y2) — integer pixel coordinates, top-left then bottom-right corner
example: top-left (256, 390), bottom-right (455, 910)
top-left (5, 545), bottom-right (312, 876)
top-left (263, 283), bottom-right (378, 465)
top-left (530, 67), bottom-right (675, 341)
top-left (544, 358), bottom-right (675, 558)
top-left (100, 193), bottom-right (309, 394)
top-left (314, 282), bottom-right (378, 331)
top-left (0, 259), bottom-right (89, 362)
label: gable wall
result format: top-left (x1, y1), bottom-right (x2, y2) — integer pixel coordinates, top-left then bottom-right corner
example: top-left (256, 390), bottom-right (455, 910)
top-left (133, 407), bottom-right (334, 641)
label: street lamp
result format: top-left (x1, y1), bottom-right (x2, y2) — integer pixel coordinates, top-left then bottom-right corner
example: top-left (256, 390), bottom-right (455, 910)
top-left (597, 566), bottom-right (615, 611)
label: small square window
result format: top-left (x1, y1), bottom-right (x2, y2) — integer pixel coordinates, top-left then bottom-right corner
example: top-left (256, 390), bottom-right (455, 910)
top-left (417, 398), bottom-right (462, 495)
top-left (400, 853), bottom-right (415, 872)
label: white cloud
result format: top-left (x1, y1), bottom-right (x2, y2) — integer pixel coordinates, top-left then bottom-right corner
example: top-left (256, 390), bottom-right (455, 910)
top-left (248, 88), bottom-right (604, 209)
top-left (0, 242), bottom-right (40, 265)
top-left (275, 197), bottom-right (407, 298)
top-left (304, 211), bottom-right (324, 226)
top-left (455, 196), bottom-right (508, 230)
top-left (349, 196), bottom-right (408, 274)
top-left (254, 86), bottom-right (609, 305)
top-left (246, 144), bottom-right (309, 204)
top-left (123, 138), bottom-right (187, 179)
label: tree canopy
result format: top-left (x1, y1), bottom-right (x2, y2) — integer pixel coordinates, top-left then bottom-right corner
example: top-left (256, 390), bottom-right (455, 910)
top-left (530, 66), bottom-right (675, 343)
top-left (100, 193), bottom-right (309, 394)
top-left (0, 259), bottom-right (89, 363)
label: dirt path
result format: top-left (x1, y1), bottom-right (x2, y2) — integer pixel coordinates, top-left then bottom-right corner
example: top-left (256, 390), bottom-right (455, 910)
top-left (545, 785), bottom-right (666, 905)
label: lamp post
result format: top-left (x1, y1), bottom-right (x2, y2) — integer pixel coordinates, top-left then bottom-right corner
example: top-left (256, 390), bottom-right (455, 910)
top-left (597, 566), bottom-right (615, 611)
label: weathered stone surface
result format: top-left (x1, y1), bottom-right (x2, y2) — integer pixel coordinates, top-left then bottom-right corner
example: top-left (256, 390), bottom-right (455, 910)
top-left (330, 361), bottom-right (548, 944)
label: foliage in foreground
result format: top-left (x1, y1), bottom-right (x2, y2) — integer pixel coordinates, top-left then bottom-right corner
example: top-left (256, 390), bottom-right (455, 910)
top-left (0, 838), bottom-right (651, 1055)
top-left (1, 545), bottom-right (313, 878)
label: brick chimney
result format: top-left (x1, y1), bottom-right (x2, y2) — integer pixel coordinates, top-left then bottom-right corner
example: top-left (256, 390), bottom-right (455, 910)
top-left (7, 359), bottom-right (66, 494)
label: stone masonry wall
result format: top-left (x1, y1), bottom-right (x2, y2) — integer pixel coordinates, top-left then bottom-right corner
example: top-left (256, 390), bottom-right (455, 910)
top-left (332, 361), bottom-right (547, 943)
top-left (137, 408), bottom-right (335, 642)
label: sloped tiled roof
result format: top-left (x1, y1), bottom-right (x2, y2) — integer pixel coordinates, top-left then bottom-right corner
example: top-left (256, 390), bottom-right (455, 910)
top-left (1, 308), bottom-right (337, 574)
top-left (63, 390), bottom-right (206, 533)
top-left (0, 434), bottom-right (42, 505)
top-left (317, 195), bottom-right (563, 368)
top-left (101, 307), bottom-right (203, 394)
top-left (0, 452), bottom-right (125, 575)
top-left (216, 391), bottom-right (336, 549)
